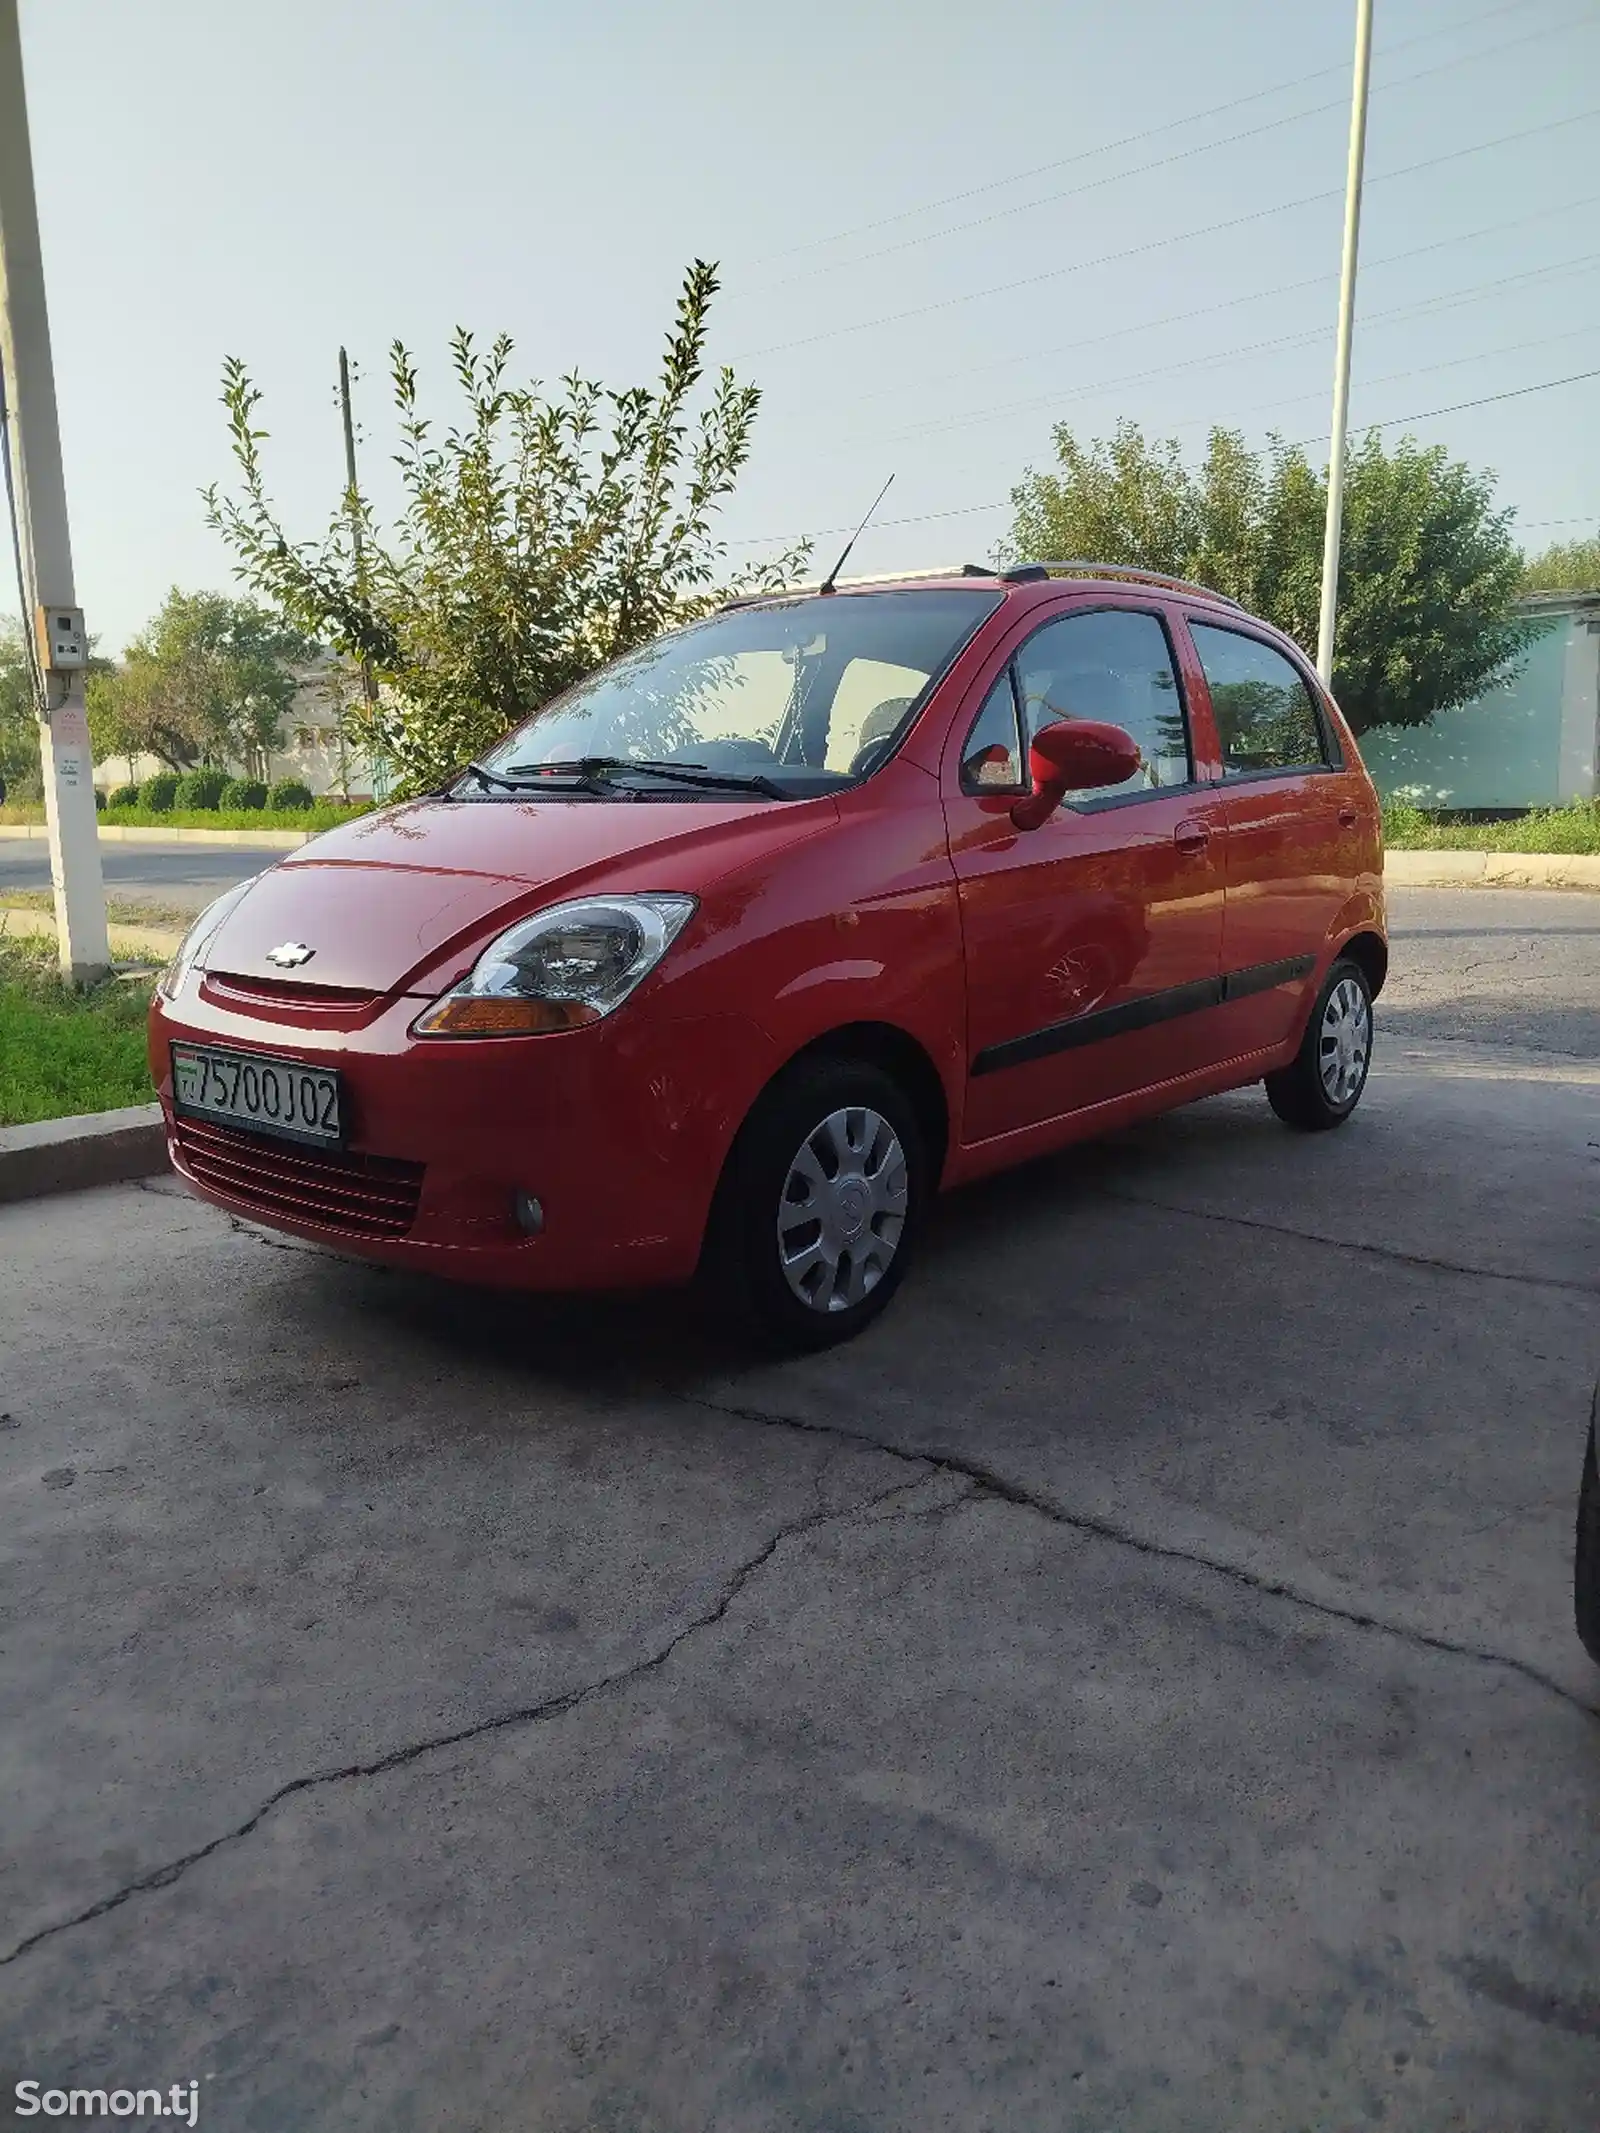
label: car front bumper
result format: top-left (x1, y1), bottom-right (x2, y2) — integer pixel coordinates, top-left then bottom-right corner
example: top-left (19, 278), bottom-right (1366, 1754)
top-left (149, 982), bottom-right (779, 1292)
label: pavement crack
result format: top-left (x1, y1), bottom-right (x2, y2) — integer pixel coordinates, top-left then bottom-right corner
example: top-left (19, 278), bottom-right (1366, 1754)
top-left (679, 1391), bottom-right (1600, 1724)
top-left (0, 1472), bottom-right (913, 1971)
top-left (1091, 1190), bottom-right (1597, 1296)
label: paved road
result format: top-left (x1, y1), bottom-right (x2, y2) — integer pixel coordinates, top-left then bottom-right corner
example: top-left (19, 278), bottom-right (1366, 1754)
top-left (0, 835), bottom-right (280, 914)
top-left (1, 888), bottom-right (1597, 2131)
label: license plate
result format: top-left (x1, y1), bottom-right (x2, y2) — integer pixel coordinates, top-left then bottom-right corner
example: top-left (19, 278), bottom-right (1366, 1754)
top-left (171, 1044), bottom-right (343, 1147)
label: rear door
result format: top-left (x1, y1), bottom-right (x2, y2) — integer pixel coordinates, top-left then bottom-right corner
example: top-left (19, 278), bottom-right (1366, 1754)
top-left (944, 600), bottom-right (1232, 1144)
top-left (1181, 618), bottom-right (1365, 1054)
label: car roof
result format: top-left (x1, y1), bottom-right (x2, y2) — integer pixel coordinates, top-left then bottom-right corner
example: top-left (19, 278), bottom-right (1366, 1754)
top-left (720, 562), bottom-right (1252, 624)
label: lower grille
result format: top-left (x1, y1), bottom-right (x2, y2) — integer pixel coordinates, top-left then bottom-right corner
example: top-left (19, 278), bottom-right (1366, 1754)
top-left (173, 1116), bottom-right (425, 1240)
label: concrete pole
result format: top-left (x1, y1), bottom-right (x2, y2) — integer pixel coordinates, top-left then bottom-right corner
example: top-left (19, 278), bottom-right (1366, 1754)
top-left (0, 0), bottom-right (109, 981)
top-left (1315, 0), bottom-right (1375, 688)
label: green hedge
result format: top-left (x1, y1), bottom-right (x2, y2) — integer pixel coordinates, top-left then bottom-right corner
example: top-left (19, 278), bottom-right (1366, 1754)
top-left (1382, 798), bottom-right (1600, 854)
top-left (174, 769), bottom-right (230, 810)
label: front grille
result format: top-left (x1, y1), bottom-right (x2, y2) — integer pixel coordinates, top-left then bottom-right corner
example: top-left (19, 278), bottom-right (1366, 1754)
top-left (173, 1116), bottom-right (425, 1240)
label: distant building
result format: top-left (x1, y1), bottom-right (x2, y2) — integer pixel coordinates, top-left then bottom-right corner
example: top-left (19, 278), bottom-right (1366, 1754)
top-left (1360, 590), bottom-right (1600, 812)
top-left (95, 654), bottom-right (390, 799)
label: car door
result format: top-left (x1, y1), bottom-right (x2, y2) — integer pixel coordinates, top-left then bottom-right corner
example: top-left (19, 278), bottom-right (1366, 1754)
top-left (943, 600), bottom-right (1231, 1145)
top-left (1181, 617), bottom-right (1365, 1055)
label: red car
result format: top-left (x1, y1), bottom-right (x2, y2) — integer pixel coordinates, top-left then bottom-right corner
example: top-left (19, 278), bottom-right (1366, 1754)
top-left (149, 563), bottom-right (1386, 1348)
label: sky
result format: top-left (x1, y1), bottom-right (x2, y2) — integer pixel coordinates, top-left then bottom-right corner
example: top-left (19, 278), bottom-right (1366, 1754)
top-left (14, 0), bottom-right (1600, 651)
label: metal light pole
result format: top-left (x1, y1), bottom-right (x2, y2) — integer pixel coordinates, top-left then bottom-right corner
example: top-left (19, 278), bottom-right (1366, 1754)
top-left (1315, 0), bottom-right (1375, 687)
top-left (0, 0), bottom-right (108, 981)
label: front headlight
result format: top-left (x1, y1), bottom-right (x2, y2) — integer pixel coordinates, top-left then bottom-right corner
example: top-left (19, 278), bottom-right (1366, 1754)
top-left (411, 894), bottom-right (697, 1037)
top-left (159, 879), bottom-right (256, 1002)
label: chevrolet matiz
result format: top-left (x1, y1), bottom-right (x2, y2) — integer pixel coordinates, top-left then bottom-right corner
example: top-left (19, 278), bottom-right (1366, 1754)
top-left (149, 562), bottom-right (1386, 1348)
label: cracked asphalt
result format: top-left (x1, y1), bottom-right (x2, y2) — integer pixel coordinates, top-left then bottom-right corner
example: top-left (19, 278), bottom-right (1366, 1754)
top-left (1, 885), bottom-right (1597, 2132)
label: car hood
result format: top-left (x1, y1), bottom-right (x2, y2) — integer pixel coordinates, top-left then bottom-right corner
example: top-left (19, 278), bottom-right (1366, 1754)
top-left (201, 792), bottom-right (836, 994)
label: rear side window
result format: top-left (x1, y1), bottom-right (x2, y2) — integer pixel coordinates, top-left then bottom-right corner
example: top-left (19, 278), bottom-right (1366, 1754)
top-left (1189, 623), bottom-right (1328, 775)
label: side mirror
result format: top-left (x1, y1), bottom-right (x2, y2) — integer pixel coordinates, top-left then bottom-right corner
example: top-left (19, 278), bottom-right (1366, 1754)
top-left (1011, 717), bottom-right (1141, 830)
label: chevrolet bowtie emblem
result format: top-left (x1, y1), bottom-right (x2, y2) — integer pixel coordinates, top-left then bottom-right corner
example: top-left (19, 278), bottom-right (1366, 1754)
top-left (265, 941), bottom-right (316, 968)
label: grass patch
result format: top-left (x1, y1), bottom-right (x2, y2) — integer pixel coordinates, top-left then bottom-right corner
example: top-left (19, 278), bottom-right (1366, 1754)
top-left (0, 938), bottom-right (157, 1126)
top-left (1381, 798), bottom-right (1600, 853)
top-left (1, 889), bottom-right (194, 932)
top-left (0, 801), bottom-right (373, 834)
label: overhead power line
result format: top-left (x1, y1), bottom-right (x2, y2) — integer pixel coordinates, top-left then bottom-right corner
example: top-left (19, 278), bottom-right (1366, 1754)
top-left (726, 367), bottom-right (1600, 551)
top-left (842, 190), bottom-right (1600, 411)
top-left (873, 252), bottom-right (1600, 446)
top-left (740, 0), bottom-right (1546, 271)
top-left (1285, 364), bottom-right (1600, 448)
top-left (741, 6), bottom-right (1593, 298)
top-left (730, 106), bottom-right (1600, 363)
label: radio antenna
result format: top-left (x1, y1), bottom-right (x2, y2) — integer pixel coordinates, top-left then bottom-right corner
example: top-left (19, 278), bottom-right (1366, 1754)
top-left (818, 475), bottom-right (895, 594)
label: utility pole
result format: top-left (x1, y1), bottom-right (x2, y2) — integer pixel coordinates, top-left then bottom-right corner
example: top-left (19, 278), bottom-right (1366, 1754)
top-left (0, 0), bottom-right (108, 982)
top-left (337, 347), bottom-right (380, 800)
top-left (1315, 0), bottom-right (1375, 687)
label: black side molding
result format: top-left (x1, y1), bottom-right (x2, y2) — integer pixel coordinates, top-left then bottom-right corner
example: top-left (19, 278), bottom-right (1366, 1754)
top-left (1222, 954), bottom-right (1315, 1001)
top-left (971, 954), bottom-right (1315, 1077)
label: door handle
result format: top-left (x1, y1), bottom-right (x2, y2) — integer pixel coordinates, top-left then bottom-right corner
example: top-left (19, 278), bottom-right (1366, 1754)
top-left (1174, 819), bottom-right (1211, 854)
top-left (1338, 803), bottom-right (1359, 827)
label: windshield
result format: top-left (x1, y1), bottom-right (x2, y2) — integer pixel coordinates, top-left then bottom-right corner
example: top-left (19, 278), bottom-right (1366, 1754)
top-left (477, 588), bottom-right (1002, 795)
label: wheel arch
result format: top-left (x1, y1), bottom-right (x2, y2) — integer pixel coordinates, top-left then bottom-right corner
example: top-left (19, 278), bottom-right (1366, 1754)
top-left (1336, 928), bottom-right (1388, 999)
top-left (716, 1019), bottom-right (952, 1198)
top-left (773, 1020), bottom-right (952, 1185)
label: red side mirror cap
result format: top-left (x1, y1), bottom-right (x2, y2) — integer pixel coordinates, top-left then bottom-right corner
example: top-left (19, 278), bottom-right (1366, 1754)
top-left (1012, 718), bottom-right (1142, 829)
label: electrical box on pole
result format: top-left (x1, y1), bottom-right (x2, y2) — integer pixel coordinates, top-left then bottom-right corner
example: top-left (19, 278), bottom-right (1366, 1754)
top-left (0, 0), bottom-right (109, 983)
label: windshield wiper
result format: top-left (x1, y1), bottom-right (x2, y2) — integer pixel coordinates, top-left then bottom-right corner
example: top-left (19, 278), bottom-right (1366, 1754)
top-left (501, 756), bottom-right (789, 801)
top-left (460, 760), bottom-right (537, 793)
top-left (457, 758), bottom-right (618, 797)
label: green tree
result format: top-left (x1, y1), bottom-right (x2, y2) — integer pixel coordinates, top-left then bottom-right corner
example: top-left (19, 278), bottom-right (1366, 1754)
top-left (203, 260), bottom-right (805, 793)
top-left (1007, 421), bottom-right (1530, 734)
top-left (0, 618), bottom-right (40, 798)
top-left (87, 590), bottom-right (316, 777)
top-left (1521, 532), bottom-right (1600, 594)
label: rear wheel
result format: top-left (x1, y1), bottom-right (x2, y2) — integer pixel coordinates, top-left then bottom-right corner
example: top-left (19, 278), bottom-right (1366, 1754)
top-left (700, 1055), bottom-right (927, 1351)
top-left (1265, 957), bottom-right (1373, 1131)
top-left (1576, 1393), bottom-right (1600, 1665)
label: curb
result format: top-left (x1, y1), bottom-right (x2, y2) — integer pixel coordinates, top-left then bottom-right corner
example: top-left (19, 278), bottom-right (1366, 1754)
top-left (1384, 849), bottom-right (1600, 890)
top-left (1, 823), bottom-right (313, 848)
top-left (0, 1103), bottom-right (168, 1205)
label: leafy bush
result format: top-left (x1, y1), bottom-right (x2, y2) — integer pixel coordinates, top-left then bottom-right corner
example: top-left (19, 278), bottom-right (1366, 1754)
top-left (266, 778), bottom-right (314, 811)
top-left (219, 777), bottom-right (268, 810)
top-left (205, 263), bottom-right (805, 794)
top-left (174, 769), bottom-right (229, 810)
top-left (108, 782), bottom-right (142, 810)
top-left (94, 787), bottom-right (106, 811)
top-left (138, 773), bottom-right (180, 811)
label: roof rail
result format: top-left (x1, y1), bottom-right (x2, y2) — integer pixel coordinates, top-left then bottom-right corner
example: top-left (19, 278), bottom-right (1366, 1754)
top-left (718, 563), bottom-right (996, 611)
top-left (1000, 559), bottom-right (1244, 609)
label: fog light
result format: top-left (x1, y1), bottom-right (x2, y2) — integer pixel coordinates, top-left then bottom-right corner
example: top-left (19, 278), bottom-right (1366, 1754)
top-left (512, 1190), bottom-right (545, 1236)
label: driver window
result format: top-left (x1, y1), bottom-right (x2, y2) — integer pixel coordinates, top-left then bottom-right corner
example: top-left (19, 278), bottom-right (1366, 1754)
top-left (1013, 609), bottom-right (1192, 798)
top-left (825, 657), bottom-right (927, 773)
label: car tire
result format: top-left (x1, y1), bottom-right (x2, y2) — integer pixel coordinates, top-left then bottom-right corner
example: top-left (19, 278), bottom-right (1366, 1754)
top-left (1265, 956), bottom-right (1374, 1132)
top-left (1575, 1391), bottom-right (1600, 1666)
top-left (700, 1054), bottom-right (927, 1352)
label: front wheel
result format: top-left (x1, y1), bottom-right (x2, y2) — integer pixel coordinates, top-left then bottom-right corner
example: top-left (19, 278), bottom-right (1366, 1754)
top-left (700, 1056), bottom-right (927, 1351)
top-left (1265, 957), bottom-right (1374, 1131)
